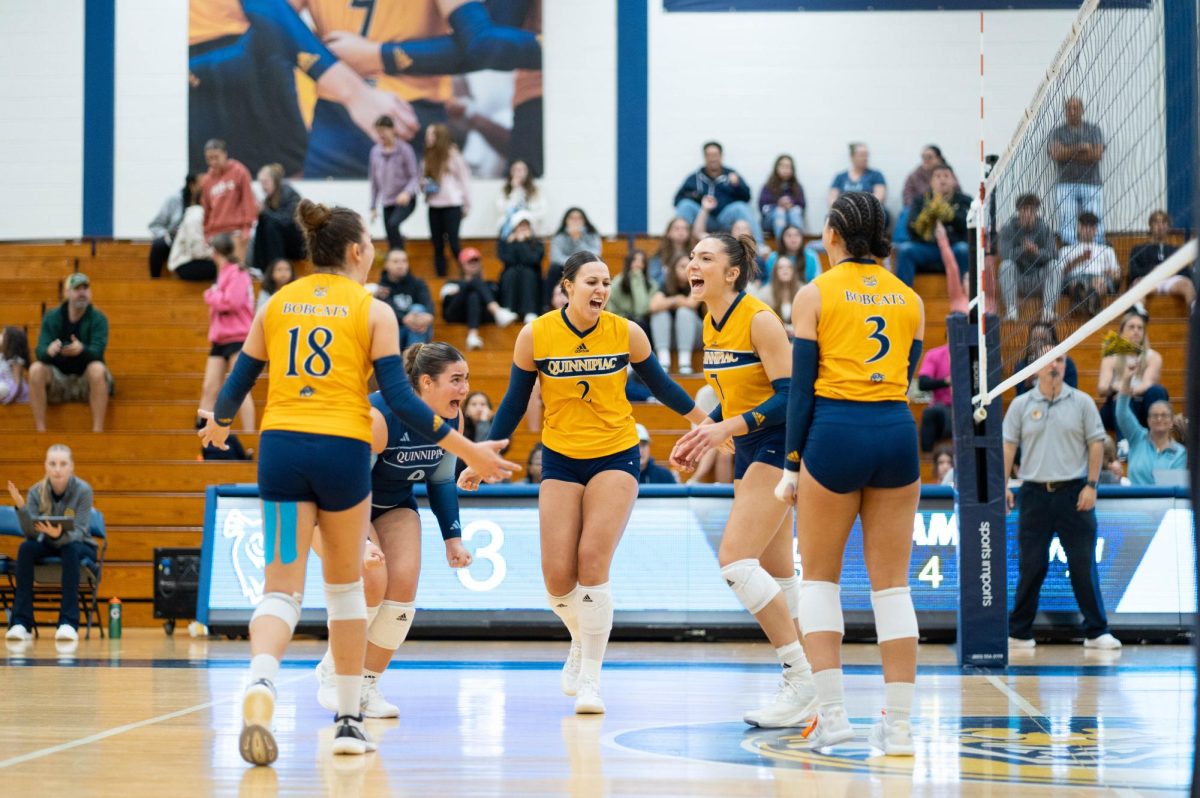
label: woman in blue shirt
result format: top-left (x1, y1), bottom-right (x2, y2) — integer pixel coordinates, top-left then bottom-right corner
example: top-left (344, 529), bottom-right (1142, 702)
top-left (1115, 358), bottom-right (1186, 485)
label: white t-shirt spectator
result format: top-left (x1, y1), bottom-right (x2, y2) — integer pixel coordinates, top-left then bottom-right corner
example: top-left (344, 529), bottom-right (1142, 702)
top-left (1059, 242), bottom-right (1119, 281)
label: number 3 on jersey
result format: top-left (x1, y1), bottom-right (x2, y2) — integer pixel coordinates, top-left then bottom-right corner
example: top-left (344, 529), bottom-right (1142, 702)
top-left (864, 315), bottom-right (890, 364)
top-left (285, 326), bottom-right (334, 378)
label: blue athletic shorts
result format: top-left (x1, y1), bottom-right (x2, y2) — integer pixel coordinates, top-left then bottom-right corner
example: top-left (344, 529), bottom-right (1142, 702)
top-left (733, 425), bottom-right (786, 480)
top-left (541, 444), bottom-right (640, 486)
top-left (370, 491), bottom-right (418, 523)
top-left (803, 398), bottom-right (920, 494)
top-left (258, 430), bottom-right (371, 512)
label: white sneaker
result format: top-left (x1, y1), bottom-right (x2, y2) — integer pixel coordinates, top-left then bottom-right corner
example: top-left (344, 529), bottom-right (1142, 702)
top-left (561, 640), bottom-right (583, 696)
top-left (743, 675), bottom-right (819, 728)
top-left (5, 624), bottom-right (32, 641)
top-left (802, 706), bottom-right (855, 750)
top-left (55, 624), bottom-right (78, 642)
top-left (316, 655), bottom-right (338, 713)
top-left (360, 679), bottom-right (400, 719)
top-left (493, 307), bottom-right (518, 328)
top-left (574, 676), bottom-right (605, 714)
top-left (240, 679), bottom-right (279, 766)
top-left (1008, 636), bottom-right (1036, 649)
top-left (1084, 633), bottom-right (1122, 650)
top-left (868, 713), bottom-right (915, 756)
top-left (466, 331), bottom-right (484, 350)
top-left (523, 312), bottom-right (538, 324)
top-left (331, 714), bottom-right (377, 756)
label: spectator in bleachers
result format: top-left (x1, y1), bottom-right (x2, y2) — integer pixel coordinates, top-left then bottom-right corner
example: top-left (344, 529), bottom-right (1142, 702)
top-left (1097, 310), bottom-right (1168, 432)
top-left (368, 115), bottom-right (419, 252)
top-left (673, 141), bottom-right (763, 247)
top-left (895, 165), bottom-right (971, 287)
top-left (497, 211), bottom-right (545, 324)
top-left (917, 341), bottom-right (952, 453)
top-left (375, 250), bottom-right (434, 349)
top-left (462, 391), bottom-right (494, 442)
top-left (525, 442), bottom-right (544, 484)
top-left (441, 247), bottom-right (517, 351)
top-left (1114, 362), bottom-right (1185, 485)
top-left (496, 160), bottom-right (546, 238)
top-left (686, 384), bottom-right (733, 484)
top-left (1049, 96), bottom-right (1105, 245)
top-left (636, 424), bottom-right (677, 484)
top-left (1059, 212), bottom-right (1120, 317)
top-left (166, 191), bottom-right (217, 282)
top-left (199, 139), bottom-right (258, 262)
top-left (932, 444), bottom-right (955, 486)
top-left (1100, 435), bottom-right (1127, 485)
top-left (608, 250), bottom-right (655, 332)
top-left (650, 217), bottom-right (695, 287)
top-left (250, 163), bottom-right (304, 273)
top-left (547, 207), bottom-right (602, 308)
top-left (806, 143), bottom-right (888, 270)
top-left (901, 145), bottom-right (947, 209)
top-left (0, 326), bottom-right (30, 405)
top-left (999, 194), bottom-right (1059, 321)
top-left (5, 444), bottom-right (96, 644)
top-left (649, 253), bottom-right (703, 374)
top-left (751, 256), bottom-right (801, 334)
top-left (1013, 321), bottom-right (1078, 396)
top-left (758, 154), bottom-right (806, 242)
top-left (200, 234), bottom-right (256, 436)
top-left (29, 274), bottom-right (112, 434)
top-left (1128, 209), bottom-right (1195, 307)
top-left (423, 123), bottom-right (471, 278)
top-left (256, 258), bottom-right (295, 311)
top-left (763, 225), bottom-right (818, 284)
top-left (148, 174), bottom-right (199, 278)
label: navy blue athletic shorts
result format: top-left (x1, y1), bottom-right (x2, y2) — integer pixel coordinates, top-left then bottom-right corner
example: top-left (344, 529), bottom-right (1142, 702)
top-left (803, 398), bottom-right (920, 493)
top-left (258, 430), bottom-right (371, 511)
top-left (733, 424), bottom-right (786, 480)
top-left (541, 444), bottom-right (640, 486)
top-left (370, 491), bottom-right (418, 523)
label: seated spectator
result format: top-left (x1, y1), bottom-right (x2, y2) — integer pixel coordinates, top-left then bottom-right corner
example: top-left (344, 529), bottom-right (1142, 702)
top-left (917, 341), bottom-right (952, 453)
top-left (497, 211), bottom-right (545, 323)
top-left (637, 424), bottom-right (677, 484)
top-left (547, 207), bottom-right (601, 308)
top-left (751, 255), bottom-right (801, 334)
top-left (763, 225), bottom-right (818, 284)
top-left (1013, 321), bottom-right (1078, 396)
top-left (250, 163), bottom-right (304, 272)
top-left (463, 391), bottom-right (494, 441)
top-left (649, 254), bottom-right (703, 374)
top-left (1098, 310), bottom-right (1167, 431)
top-left (375, 250), bottom-right (434, 349)
top-left (368, 115), bottom-right (419, 251)
top-left (256, 258), bottom-right (295, 311)
top-left (1114, 360), bottom-right (1185, 485)
top-left (200, 234), bottom-right (256, 435)
top-left (525, 442), bottom-right (544, 484)
top-left (1128, 209), bottom-right (1195, 307)
top-left (29, 274), bottom-right (112, 433)
top-left (673, 141), bottom-right (763, 247)
top-left (901, 145), bottom-right (948, 210)
top-left (895, 165), bottom-right (971, 287)
top-left (496, 159), bottom-right (546, 238)
top-left (998, 194), bottom-right (1058, 321)
top-left (167, 195), bottom-right (218, 282)
top-left (200, 139), bottom-right (258, 262)
top-left (932, 443), bottom-right (955, 486)
top-left (0, 326), bottom-right (30, 405)
top-left (1059, 212), bottom-right (1119, 316)
top-left (758, 154), bottom-right (806, 241)
top-left (1100, 435), bottom-right (1128, 485)
top-left (608, 250), bottom-right (655, 331)
top-left (687, 384), bottom-right (733, 484)
top-left (806, 142), bottom-right (888, 270)
top-left (650, 216), bottom-right (695, 287)
top-left (5, 444), bottom-right (96, 644)
top-left (441, 248), bottom-right (517, 351)
top-left (148, 174), bottom-right (199, 278)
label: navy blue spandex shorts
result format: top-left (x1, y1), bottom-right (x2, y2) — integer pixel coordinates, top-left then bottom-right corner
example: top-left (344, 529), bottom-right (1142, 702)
top-left (258, 430), bottom-right (371, 512)
top-left (733, 425), bottom-right (786, 480)
top-left (802, 398), bottom-right (920, 494)
top-left (541, 444), bottom-right (640, 486)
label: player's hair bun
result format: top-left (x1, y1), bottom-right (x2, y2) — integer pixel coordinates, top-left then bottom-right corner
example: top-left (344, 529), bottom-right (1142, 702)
top-left (296, 198), bottom-right (333, 232)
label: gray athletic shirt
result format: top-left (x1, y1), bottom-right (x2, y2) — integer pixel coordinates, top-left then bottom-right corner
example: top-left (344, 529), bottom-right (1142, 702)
top-left (1003, 384), bottom-right (1106, 482)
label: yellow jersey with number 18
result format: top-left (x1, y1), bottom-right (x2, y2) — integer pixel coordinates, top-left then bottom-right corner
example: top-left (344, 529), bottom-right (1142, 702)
top-left (532, 309), bottom-right (639, 459)
top-left (812, 259), bottom-right (921, 403)
top-left (702, 292), bottom-right (781, 431)
top-left (260, 273), bottom-right (375, 444)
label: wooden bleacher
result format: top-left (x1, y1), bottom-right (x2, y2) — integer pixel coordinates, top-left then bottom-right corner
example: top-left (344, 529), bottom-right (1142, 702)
top-left (0, 234), bottom-right (1191, 627)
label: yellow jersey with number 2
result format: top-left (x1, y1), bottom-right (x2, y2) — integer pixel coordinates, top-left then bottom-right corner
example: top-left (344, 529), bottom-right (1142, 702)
top-left (532, 309), bottom-right (639, 459)
top-left (702, 291), bottom-right (781, 431)
top-left (812, 259), bottom-right (921, 403)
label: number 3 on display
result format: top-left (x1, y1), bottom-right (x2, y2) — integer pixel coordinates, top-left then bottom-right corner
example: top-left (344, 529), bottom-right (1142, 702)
top-left (457, 520), bottom-right (507, 592)
top-left (918, 555), bottom-right (943, 590)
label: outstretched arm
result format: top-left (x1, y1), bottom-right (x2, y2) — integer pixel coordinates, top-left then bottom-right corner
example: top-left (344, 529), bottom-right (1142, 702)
top-left (628, 321), bottom-right (705, 424)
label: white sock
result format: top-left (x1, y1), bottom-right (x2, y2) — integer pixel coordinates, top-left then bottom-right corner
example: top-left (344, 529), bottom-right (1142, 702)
top-left (812, 668), bottom-right (845, 710)
top-left (336, 674), bottom-right (363, 718)
top-left (250, 653), bottom-right (279, 684)
top-left (885, 681), bottom-right (915, 722)
top-left (577, 582), bottom-right (613, 684)
top-left (547, 587), bottom-right (580, 640)
top-left (775, 641), bottom-right (812, 680)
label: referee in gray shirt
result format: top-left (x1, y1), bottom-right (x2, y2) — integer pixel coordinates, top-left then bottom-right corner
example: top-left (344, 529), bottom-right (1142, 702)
top-left (1002, 347), bottom-right (1121, 650)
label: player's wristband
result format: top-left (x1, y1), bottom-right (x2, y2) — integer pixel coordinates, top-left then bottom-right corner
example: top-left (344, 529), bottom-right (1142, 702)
top-left (906, 340), bottom-right (924, 385)
top-left (427, 478), bottom-right (462, 540)
top-left (784, 339), bottom-right (818, 473)
top-left (213, 353), bottom-right (266, 427)
top-left (448, 0), bottom-right (542, 71)
top-left (631, 355), bottom-right (696, 417)
top-left (707, 403), bottom-right (724, 424)
top-left (374, 355), bottom-right (449, 443)
top-left (489, 364), bottom-right (538, 442)
top-left (741, 378), bottom-right (789, 432)
top-left (382, 38), bottom-right (465, 76)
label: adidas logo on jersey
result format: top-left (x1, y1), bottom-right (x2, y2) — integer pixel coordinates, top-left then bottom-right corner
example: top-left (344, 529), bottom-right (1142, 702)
top-left (582, 594), bottom-right (593, 603)
top-left (400, 433), bottom-right (410, 442)
top-left (575, 342), bottom-right (589, 353)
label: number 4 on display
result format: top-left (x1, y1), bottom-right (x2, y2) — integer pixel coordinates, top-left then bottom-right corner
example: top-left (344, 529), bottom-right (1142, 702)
top-left (918, 555), bottom-right (943, 590)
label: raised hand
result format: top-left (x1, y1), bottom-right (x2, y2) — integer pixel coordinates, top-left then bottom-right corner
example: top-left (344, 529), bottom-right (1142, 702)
top-left (196, 409), bottom-right (231, 451)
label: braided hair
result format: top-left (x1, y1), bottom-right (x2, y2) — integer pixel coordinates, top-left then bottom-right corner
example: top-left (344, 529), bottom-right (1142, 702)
top-left (827, 191), bottom-right (891, 260)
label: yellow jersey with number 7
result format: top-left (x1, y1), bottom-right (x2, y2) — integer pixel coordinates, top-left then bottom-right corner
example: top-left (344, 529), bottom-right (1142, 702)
top-left (260, 273), bottom-right (376, 444)
top-left (702, 291), bottom-right (781, 431)
top-left (812, 259), bottom-right (921, 402)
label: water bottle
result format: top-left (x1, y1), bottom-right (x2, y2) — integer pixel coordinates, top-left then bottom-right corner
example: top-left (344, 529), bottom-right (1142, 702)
top-left (108, 596), bottom-right (122, 639)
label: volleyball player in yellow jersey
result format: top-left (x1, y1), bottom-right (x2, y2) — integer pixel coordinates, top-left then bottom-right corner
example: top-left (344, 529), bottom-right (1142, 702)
top-left (198, 200), bottom-right (517, 767)
top-left (774, 192), bottom-right (925, 755)
top-left (668, 233), bottom-right (818, 729)
top-left (459, 251), bottom-right (707, 714)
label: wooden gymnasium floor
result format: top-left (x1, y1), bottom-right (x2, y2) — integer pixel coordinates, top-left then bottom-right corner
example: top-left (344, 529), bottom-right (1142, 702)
top-left (0, 631), bottom-right (1192, 796)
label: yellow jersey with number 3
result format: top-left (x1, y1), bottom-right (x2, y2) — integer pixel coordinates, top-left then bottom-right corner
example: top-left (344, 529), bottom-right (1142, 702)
top-left (702, 292), bottom-right (781, 431)
top-left (532, 309), bottom-right (639, 458)
top-left (260, 273), bottom-right (375, 444)
top-left (812, 259), bottom-right (921, 402)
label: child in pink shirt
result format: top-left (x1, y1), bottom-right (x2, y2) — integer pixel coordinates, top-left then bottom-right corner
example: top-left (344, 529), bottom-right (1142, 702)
top-left (200, 233), bottom-right (256, 434)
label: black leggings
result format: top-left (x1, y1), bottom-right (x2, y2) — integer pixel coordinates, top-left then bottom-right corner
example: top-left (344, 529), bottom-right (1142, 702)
top-left (149, 237), bottom-right (171, 278)
top-left (920, 404), bottom-right (952, 452)
top-left (173, 259), bottom-right (217, 282)
top-left (442, 278), bottom-right (497, 329)
top-left (428, 205), bottom-right (463, 277)
top-left (383, 199), bottom-right (417, 251)
top-left (499, 265), bottom-right (542, 318)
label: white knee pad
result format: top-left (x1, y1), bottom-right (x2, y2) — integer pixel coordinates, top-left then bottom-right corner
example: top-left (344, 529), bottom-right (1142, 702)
top-left (577, 583), bottom-right (613, 635)
top-left (324, 579), bottom-right (367, 622)
top-left (799, 581), bottom-right (844, 636)
top-left (721, 559), bottom-right (781, 615)
top-left (871, 586), bottom-right (919, 642)
top-left (775, 575), bottom-right (800, 621)
top-left (252, 591), bottom-right (302, 633)
top-left (367, 600), bottom-right (415, 650)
